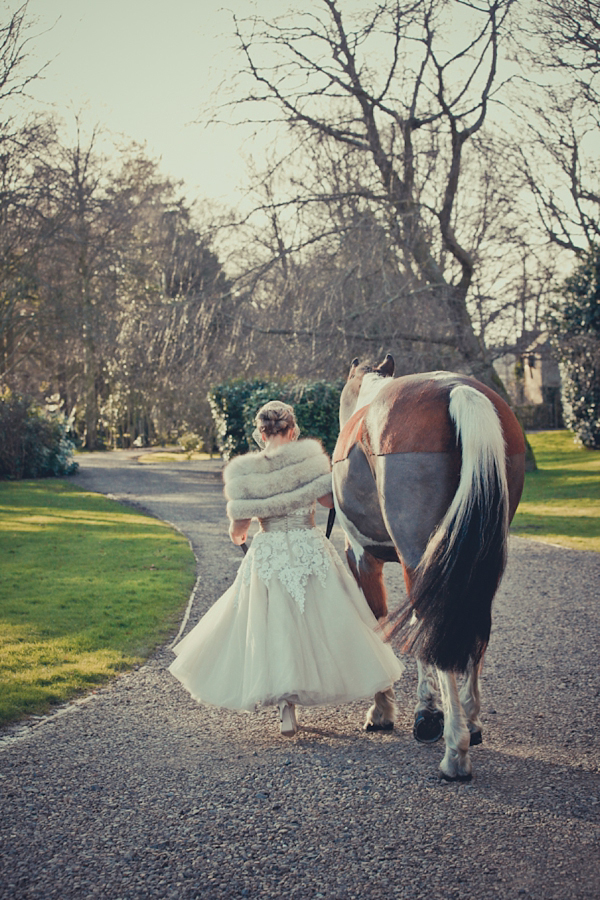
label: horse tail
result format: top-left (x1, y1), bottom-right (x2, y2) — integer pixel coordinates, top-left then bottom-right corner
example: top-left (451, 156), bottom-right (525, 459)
top-left (400, 384), bottom-right (509, 672)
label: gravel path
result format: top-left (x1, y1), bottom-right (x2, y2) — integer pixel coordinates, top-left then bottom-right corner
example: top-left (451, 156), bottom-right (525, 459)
top-left (1, 451), bottom-right (598, 900)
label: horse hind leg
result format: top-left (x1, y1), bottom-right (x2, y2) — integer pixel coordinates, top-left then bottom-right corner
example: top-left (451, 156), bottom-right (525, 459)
top-left (413, 660), bottom-right (444, 744)
top-left (437, 669), bottom-right (472, 781)
top-left (460, 657), bottom-right (484, 746)
top-left (364, 687), bottom-right (396, 732)
top-left (402, 569), bottom-right (444, 744)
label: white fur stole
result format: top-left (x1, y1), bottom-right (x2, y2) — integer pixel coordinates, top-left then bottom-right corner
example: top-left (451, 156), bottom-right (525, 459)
top-left (224, 438), bottom-right (332, 521)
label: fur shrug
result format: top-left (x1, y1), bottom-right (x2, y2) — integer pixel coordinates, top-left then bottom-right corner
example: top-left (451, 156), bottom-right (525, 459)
top-left (224, 438), bottom-right (332, 522)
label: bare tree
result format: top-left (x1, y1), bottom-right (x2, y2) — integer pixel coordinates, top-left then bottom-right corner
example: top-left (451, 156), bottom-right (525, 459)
top-left (227, 153), bottom-right (464, 378)
top-left (27, 124), bottom-right (134, 448)
top-left (515, 0), bottom-right (600, 254)
top-left (446, 132), bottom-right (561, 357)
top-left (0, 119), bottom-right (54, 384)
top-left (0, 3), bottom-right (51, 383)
top-left (0, 3), bottom-right (42, 119)
top-left (106, 191), bottom-right (233, 445)
top-left (217, 0), bottom-right (519, 390)
top-left (530, 0), bottom-right (600, 102)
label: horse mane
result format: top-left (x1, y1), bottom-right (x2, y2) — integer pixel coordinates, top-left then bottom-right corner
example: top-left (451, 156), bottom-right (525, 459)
top-left (355, 373), bottom-right (392, 412)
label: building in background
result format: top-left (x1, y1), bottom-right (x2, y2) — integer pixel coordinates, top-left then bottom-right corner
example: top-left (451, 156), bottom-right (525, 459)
top-left (493, 332), bottom-right (563, 429)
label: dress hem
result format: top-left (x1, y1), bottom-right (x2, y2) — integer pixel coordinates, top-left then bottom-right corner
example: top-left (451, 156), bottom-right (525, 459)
top-left (168, 666), bottom-right (401, 714)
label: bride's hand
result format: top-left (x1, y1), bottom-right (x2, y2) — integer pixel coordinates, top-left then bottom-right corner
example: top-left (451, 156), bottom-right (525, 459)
top-left (229, 519), bottom-right (250, 545)
top-left (317, 492), bottom-right (334, 509)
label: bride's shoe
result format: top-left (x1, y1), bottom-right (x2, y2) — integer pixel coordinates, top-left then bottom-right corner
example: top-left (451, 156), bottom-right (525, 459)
top-left (278, 701), bottom-right (298, 737)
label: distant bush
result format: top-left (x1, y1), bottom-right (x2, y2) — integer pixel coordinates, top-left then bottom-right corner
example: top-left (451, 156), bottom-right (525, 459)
top-left (207, 378), bottom-right (275, 460)
top-left (178, 432), bottom-right (204, 454)
top-left (208, 378), bottom-right (343, 460)
top-left (0, 391), bottom-right (79, 479)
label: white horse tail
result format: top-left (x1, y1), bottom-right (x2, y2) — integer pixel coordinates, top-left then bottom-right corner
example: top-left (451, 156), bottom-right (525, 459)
top-left (406, 384), bottom-right (509, 672)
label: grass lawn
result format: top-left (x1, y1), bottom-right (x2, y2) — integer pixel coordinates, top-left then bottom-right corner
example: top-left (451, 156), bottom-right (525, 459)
top-left (135, 450), bottom-right (213, 464)
top-left (0, 480), bottom-right (197, 727)
top-left (511, 430), bottom-right (600, 553)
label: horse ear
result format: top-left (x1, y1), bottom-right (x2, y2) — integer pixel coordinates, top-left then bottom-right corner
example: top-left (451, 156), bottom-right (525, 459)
top-left (348, 358), bottom-right (360, 377)
top-left (377, 354), bottom-right (395, 377)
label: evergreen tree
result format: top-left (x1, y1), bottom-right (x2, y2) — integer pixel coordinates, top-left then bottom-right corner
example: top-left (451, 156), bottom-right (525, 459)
top-left (548, 246), bottom-right (600, 448)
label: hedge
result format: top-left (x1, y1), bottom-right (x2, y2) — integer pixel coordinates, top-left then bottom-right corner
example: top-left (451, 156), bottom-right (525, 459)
top-left (207, 378), bottom-right (344, 459)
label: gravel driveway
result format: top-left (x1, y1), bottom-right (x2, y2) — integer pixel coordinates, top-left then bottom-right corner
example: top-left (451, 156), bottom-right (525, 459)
top-left (1, 450), bottom-right (598, 900)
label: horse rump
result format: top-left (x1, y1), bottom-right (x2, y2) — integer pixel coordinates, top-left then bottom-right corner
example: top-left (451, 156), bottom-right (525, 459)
top-left (388, 384), bottom-right (509, 672)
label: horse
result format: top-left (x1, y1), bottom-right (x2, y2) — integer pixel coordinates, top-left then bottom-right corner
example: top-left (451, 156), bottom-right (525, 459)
top-left (332, 354), bottom-right (526, 780)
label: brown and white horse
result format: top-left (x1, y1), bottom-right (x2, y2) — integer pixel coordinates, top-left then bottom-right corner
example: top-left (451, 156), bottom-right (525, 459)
top-left (332, 355), bottom-right (525, 780)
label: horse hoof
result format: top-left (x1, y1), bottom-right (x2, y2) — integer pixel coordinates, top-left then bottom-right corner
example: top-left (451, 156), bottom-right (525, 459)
top-left (440, 771), bottom-right (473, 783)
top-left (365, 721), bottom-right (394, 732)
top-left (469, 730), bottom-right (483, 746)
top-left (413, 709), bottom-right (444, 744)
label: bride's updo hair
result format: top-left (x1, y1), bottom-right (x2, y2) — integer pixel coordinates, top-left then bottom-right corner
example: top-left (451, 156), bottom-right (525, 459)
top-left (255, 400), bottom-right (297, 438)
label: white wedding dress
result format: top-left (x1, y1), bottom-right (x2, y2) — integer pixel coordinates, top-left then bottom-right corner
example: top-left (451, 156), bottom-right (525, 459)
top-left (169, 506), bottom-right (404, 711)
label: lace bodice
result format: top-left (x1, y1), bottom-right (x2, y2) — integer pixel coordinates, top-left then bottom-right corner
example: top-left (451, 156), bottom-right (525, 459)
top-left (234, 506), bottom-right (335, 613)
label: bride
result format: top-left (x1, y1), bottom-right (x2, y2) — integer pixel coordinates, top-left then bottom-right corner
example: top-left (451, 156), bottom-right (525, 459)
top-left (169, 400), bottom-right (404, 737)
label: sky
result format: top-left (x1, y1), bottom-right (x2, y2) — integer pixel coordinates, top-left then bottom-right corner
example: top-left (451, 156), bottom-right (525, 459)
top-left (23, 0), bottom-right (273, 207)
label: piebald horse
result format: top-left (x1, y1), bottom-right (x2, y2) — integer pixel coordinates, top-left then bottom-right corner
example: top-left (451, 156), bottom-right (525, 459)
top-left (332, 355), bottom-right (525, 780)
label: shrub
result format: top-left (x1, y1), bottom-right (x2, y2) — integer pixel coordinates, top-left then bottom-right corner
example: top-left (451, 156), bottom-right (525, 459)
top-left (207, 378), bottom-right (276, 460)
top-left (208, 377), bottom-right (343, 459)
top-left (243, 380), bottom-right (343, 457)
top-left (178, 432), bottom-right (204, 453)
top-left (0, 390), bottom-right (79, 479)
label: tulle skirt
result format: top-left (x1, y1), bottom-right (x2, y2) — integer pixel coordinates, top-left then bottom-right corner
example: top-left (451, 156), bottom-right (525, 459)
top-left (169, 525), bottom-right (404, 711)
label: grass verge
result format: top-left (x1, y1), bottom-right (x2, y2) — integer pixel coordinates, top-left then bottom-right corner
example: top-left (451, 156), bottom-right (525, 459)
top-left (136, 451), bottom-right (213, 464)
top-left (510, 430), bottom-right (600, 553)
top-left (0, 480), bottom-right (196, 727)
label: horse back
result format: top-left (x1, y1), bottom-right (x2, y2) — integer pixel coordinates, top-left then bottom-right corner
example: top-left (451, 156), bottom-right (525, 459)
top-left (367, 372), bottom-right (524, 457)
top-left (334, 372), bottom-right (526, 527)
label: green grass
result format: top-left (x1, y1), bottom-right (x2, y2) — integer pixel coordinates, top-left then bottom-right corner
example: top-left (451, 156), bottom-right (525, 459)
top-left (511, 430), bottom-right (600, 553)
top-left (0, 480), bottom-right (197, 726)
top-left (136, 450), bottom-right (212, 463)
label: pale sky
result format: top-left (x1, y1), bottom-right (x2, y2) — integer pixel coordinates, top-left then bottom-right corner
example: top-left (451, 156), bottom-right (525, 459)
top-left (24, 0), bottom-right (273, 207)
